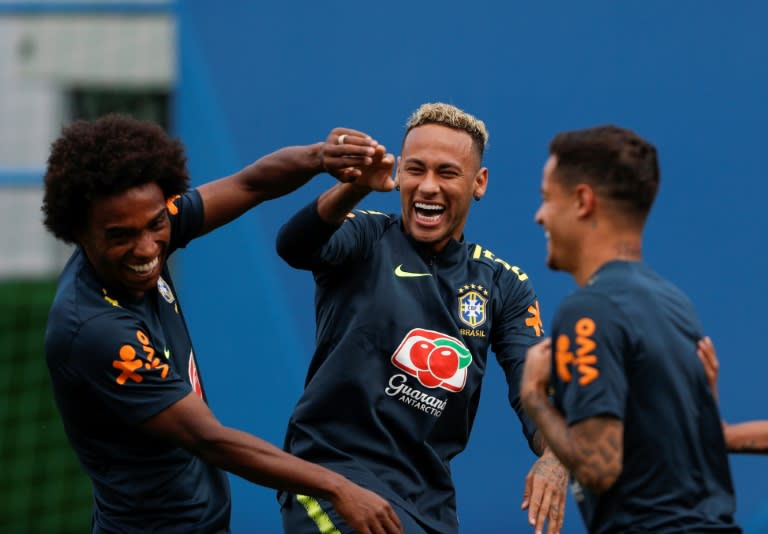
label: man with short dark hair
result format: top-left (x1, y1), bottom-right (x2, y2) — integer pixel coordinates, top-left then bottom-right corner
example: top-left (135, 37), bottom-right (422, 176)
top-left (42, 114), bottom-right (403, 534)
top-left (521, 125), bottom-right (741, 533)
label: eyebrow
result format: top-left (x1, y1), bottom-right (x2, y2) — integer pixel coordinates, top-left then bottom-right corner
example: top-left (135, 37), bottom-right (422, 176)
top-left (104, 207), bottom-right (168, 234)
top-left (403, 157), bottom-right (462, 171)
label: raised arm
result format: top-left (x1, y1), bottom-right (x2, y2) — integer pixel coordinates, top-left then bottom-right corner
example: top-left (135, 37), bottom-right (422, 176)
top-left (142, 393), bottom-right (403, 534)
top-left (275, 135), bottom-right (395, 269)
top-left (196, 128), bottom-right (382, 236)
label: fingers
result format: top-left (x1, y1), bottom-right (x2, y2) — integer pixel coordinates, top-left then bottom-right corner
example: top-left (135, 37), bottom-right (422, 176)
top-left (328, 128), bottom-right (378, 157)
top-left (524, 454), bottom-right (568, 534)
top-left (696, 336), bottom-right (719, 401)
top-left (521, 471), bottom-right (533, 510)
top-left (547, 489), bottom-right (566, 534)
top-left (322, 128), bottom-right (377, 178)
top-left (697, 336), bottom-right (719, 372)
top-left (328, 127), bottom-right (376, 146)
top-left (534, 485), bottom-right (553, 534)
top-left (526, 475), bottom-right (545, 531)
top-left (385, 508), bottom-right (404, 534)
top-left (335, 167), bottom-right (362, 183)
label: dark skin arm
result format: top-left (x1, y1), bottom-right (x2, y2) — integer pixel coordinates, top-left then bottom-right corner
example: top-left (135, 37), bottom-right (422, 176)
top-left (313, 133), bottom-right (395, 224)
top-left (697, 337), bottom-right (768, 454)
top-left (142, 393), bottom-right (403, 534)
top-left (521, 339), bottom-right (624, 495)
top-left (196, 128), bottom-right (382, 235)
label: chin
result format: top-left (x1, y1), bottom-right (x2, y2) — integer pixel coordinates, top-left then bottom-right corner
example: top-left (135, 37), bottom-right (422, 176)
top-left (546, 254), bottom-right (562, 272)
top-left (407, 224), bottom-right (439, 243)
top-left (124, 275), bottom-right (160, 296)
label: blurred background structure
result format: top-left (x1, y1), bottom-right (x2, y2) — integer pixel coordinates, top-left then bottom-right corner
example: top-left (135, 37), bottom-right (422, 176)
top-left (1, 1), bottom-right (766, 533)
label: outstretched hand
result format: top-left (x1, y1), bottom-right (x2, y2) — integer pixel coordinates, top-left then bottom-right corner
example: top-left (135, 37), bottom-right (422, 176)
top-left (330, 480), bottom-right (403, 534)
top-left (697, 336), bottom-right (719, 402)
top-left (321, 128), bottom-right (395, 191)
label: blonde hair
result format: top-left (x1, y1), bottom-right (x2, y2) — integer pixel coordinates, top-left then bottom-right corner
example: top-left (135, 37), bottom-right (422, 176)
top-left (405, 102), bottom-right (489, 157)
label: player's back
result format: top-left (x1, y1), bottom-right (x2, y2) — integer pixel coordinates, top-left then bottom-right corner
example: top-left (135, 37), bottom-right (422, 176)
top-left (570, 261), bottom-right (739, 533)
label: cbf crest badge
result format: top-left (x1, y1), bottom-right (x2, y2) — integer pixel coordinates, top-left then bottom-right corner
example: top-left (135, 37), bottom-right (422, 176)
top-left (457, 284), bottom-right (488, 328)
top-left (157, 276), bottom-right (175, 304)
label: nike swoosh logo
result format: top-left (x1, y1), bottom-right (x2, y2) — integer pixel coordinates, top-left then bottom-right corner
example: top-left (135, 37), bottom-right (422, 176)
top-left (394, 264), bottom-right (432, 278)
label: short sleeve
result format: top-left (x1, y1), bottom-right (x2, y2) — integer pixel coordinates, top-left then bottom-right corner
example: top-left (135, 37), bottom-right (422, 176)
top-left (69, 311), bottom-right (191, 425)
top-left (550, 293), bottom-right (628, 426)
top-left (167, 189), bottom-right (204, 253)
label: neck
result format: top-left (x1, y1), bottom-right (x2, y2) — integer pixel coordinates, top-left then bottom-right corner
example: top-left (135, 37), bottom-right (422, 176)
top-left (573, 235), bottom-right (642, 286)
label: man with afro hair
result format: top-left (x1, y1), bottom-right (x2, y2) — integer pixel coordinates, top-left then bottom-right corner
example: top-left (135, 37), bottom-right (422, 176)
top-left (42, 114), bottom-right (402, 534)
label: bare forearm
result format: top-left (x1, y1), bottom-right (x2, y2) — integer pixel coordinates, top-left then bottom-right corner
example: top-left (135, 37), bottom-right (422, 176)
top-left (191, 424), bottom-right (348, 499)
top-left (523, 390), bottom-right (622, 493)
top-left (197, 144), bottom-right (327, 234)
top-left (316, 182), bottom-right (372, 224)
top-left (238, 143), bottom-right (325, 201)
top-left (531, 429), bottom-right (547, 457)
top-left (724, 421), bottom-right (768, 454)
top-left (524, 390), bottom-right (578, 469)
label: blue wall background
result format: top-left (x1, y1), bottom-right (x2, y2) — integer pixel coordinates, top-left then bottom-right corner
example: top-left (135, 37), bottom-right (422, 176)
top-left (175, 1), bottom-right (768, 532)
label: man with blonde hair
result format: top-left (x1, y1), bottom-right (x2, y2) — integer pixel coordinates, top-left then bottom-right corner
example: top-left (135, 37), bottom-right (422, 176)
top-left (276, 103), bottom-right (567, 533)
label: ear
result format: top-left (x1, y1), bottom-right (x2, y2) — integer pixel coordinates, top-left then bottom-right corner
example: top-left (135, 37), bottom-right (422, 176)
top-left (574, 183), bottom-right (596, 218)
top-left (472, 167), bottom-right (489, 201)
top-left (394, 155), bottom-right (402, 190)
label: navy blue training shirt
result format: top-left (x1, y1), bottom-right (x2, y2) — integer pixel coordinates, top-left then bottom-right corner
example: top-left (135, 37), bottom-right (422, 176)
top-left (45, 190), bottom-right (231, 534)
top-left (276, 201), bottom-right (544, 533)
top-left (550, 260), bottom-right (739, 534)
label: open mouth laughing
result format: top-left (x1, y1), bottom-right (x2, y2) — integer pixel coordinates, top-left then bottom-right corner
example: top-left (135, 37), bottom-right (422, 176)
top-left (126, 256), bottom-right (159, 275)
top-left (414, 202), bottom-right (445, 224)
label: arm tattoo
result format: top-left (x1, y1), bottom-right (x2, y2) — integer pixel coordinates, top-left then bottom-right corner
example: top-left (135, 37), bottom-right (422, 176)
top-left (570, 418), bottom-right (623, 493)
top-left (524, 389), bottom-right (623, 493)
top-left (726, 422), bottom-right (768, 454)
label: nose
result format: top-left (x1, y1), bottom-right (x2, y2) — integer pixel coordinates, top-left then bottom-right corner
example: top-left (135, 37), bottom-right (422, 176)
top-left (418, 171), bottom-right (440, 195)
top-left (534, 205), bottom-right (544, 225)
top-left (134, 230), bottom-right (159, 258)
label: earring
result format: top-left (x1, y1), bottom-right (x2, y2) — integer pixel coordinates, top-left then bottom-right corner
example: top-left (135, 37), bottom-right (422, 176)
top-left (395, 184), bottom-right (400, 191)
top-left (473, 195), bottom-right (481, 201)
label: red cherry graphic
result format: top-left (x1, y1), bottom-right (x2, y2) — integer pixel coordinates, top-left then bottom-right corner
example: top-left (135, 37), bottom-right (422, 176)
top-left (409, 340), bottom-right (434, 370)
top-left (417, 369), bottom-right (443, 388)
top-left (428, 346), bottom-right (460, 380)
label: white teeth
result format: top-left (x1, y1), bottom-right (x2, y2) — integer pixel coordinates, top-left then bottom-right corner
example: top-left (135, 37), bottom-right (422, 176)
top-left (544, 230), bottom-right (551, 239)
top-left (127, 257), bottom-right (159, 273)
top-left (415, 202), bottom-right (444, 211)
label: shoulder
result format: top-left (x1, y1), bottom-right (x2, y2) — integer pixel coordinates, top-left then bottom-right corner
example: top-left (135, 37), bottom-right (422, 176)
top-left (342, 208), bottom-right (398, 229)
top-left (168, 189), bottom-right (205, 249)
top-left (589, 261), bottom-right (698, 317)
top-left (465, 241), bottom-right (535, 290)
top-left (334, 208), bottom-right (400, 247)
top-left (553, 289), bottom-right (628, 341)
top-left (46, 256), bottom-right (143, 366)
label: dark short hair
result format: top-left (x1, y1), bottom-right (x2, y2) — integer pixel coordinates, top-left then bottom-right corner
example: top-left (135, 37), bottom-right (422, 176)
top-left (549, 125), bottom-right (660, 221)
top-left (42, 113), bottom-right (189, 244)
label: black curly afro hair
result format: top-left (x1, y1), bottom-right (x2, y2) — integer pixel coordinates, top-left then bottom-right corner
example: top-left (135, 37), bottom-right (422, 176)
top-left (42, 113), bottom-right (190, 244)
